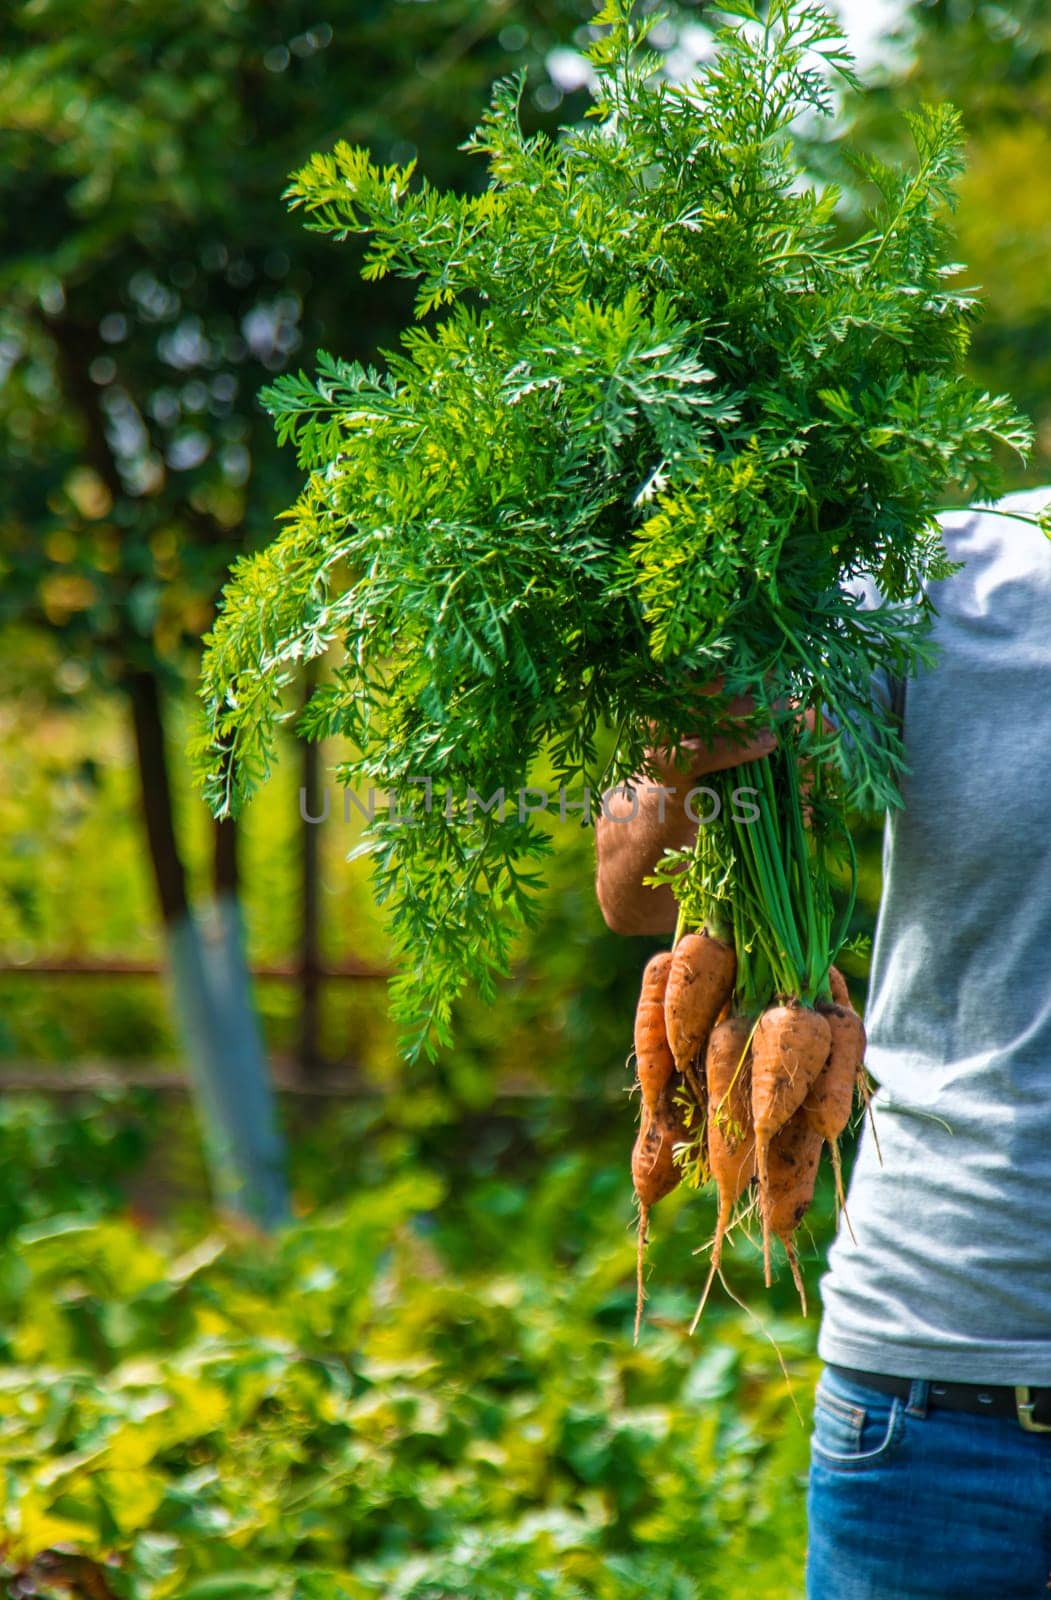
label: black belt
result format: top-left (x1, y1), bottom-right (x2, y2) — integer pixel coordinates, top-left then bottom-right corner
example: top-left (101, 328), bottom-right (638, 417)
top-left (827, 1364), bottom-right (1051, 1433)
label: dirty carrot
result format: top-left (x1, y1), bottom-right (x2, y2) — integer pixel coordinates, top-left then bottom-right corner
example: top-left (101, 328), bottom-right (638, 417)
top-left (764, 1104), bottom-right (825, 1314)
top-left (633, 951), bottom-right (675, 1112)
top-left (805, 1002), bottom-right (866, 1231)
top-left (691, 1014), bottom-right (756, 1331)
top-left (632, 1080), bottom-right (688, 1342)
top-left (828, 965), bottom-right (851, 1008)
top-left (664, 930), bottom-right (736, 1105)
top-left (752, 1002), bottom-right (831, 1284)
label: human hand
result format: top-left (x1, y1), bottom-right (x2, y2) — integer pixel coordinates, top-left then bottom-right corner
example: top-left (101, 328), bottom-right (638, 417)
top-left (644, 681), bottom-right (776, 787)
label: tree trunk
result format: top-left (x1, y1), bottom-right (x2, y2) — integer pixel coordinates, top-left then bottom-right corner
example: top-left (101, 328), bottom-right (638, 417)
top-left (299, 660), bottom-right (323, 1078)
top-left (128, 669), bottom-right (289, 1227)
top-left (41, 308), bottom-right (287, 1225)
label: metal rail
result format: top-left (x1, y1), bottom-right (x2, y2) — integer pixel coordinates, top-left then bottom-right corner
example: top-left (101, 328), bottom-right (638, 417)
top-left (0, 956), bottom-right (390, 980)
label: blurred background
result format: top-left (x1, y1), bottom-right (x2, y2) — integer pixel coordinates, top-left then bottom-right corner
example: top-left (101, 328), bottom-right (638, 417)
top-left (0, 2), bottom-right (1046, 1596)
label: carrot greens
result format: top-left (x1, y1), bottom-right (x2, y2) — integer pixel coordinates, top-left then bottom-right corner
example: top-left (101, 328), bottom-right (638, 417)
top-left (195, 0), bottom-right (1040, 1058)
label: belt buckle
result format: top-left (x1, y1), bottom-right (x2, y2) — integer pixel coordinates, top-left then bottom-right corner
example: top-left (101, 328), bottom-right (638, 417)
top-left (1015, 1387), bottom-right (1051, 1433)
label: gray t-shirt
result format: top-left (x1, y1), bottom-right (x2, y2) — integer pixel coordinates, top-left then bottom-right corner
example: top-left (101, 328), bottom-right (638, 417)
top-left (817, 487), bottom-right (1051, 1385)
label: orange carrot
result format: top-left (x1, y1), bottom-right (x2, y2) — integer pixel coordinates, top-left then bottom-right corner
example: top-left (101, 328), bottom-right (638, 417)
top-left (690, 1015), bottom-right (756, 1331)
top-left (805, 1002), bottom-right (865, 1238)
top-left (664, 931), bottom-right (736, 1105)
top-left (828, 965), bottom-right (851, 1008)
top-left (765, 1105), bottom-right (824, 1314)
top-left (632, 1102), bottom-right (684, 1209)
top-left (825, 972), bottom-right (882, 1166)
top-left (752, 1002), bottom-right (831, 1285)
top-left (632, 1081), bottom-right (688, 1341)
top-left (804, 1004), bottom-right (865, 1141)
top-left (706, 1017), bottom-right (755, 1231)
top-left (633, 951), bottom-right (675, 1112)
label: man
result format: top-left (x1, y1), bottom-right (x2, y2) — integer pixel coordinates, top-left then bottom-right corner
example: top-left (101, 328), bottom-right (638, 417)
top-left (594, 488), bottom-right (1051, 1600)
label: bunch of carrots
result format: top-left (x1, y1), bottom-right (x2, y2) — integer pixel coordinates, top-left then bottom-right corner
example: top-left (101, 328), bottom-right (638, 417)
top-left (626, 716), bottom-right (875, 1338)
top-left (631, 929), bottom-right (868, 1339)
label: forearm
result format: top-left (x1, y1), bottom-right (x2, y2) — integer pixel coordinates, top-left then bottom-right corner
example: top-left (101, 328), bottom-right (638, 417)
top-left (594, 777), bottom-right (696, 936)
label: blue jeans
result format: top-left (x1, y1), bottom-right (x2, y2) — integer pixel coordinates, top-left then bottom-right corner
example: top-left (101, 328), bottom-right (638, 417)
top-left (807, 1364), bottom-right (1051, 1599)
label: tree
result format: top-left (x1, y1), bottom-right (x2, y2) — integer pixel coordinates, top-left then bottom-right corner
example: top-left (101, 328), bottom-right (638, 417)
top-left (0, 0), bottom-right (604, 1220)
top-left (843, 0), bottom-right (1051, 475)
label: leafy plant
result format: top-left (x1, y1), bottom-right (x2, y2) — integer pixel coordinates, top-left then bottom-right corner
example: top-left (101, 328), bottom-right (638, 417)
top-left (0, 1096), bottom-right (822, 1599)
top-left (0, 1091), bottom-right (150, 1239)
top-left (195, 0), bottom-right (1035, 1055)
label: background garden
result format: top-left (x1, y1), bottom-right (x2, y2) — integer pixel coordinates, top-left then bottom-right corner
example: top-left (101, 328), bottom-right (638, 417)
top-left (0, 1), bottom-right (1048, 1595)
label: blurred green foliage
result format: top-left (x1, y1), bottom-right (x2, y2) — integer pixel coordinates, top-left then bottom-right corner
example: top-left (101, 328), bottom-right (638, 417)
top-left (0, 0), bottom-right (669, 1108)
top-left (847, 0), bottom-right (1051, 475)
top-left (0, 679), bottom-right (650, 1113)
top-left (0, 0), bottom-right (602, 680)
top-left (0, 1089), bottom-right (827, 1599)
top-left (0, 1091), bottom-right (152, 1237)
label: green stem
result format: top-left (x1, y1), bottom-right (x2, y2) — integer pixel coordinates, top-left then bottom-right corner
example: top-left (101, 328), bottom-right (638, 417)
top-left (753, 762), bottom-right (807, 979)
top-left (731, 888), bottom-right (748, 1013)
top-left (731, 783), bottom-right (800, 995)
top-left (937, 504), bottom-right (1046, 530)
top-left (828, 819), bottom-right (859, 977)
top-left (780, 743), bottom-right (821, 999)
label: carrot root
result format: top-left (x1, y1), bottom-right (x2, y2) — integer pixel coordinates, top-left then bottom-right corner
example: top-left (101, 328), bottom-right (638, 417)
top-left (634, 952), bottom-right (676, 1112)
top-left (806, 1003), bottom-right (865, 1142)
top-left (752, 1003), bottom-right (831, 1281)
top-left (634, 1203), bottom-right (649, 1345)
top-left (828, 965), bottom-right (850, 1008)
top-left (856, 1069), bottom-right (883, 1166)
top-left (705, 1014), bottom-right (756, 1296)
top-left (664, 930), bottom-right (736, 1090)
top-left (763, 1102), bottom-right (824, 1294)
top-left (758, 1137), bottom-right (773, 1287)
top-left (785, 1241), bottom-right (808, 1317)
top-left (690, 1251), bottom-right (720, 1335)
top-left (679, 1057), bottom-right (707, 1117)
top-left (829, 1137), bottom-right (857, 1244)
